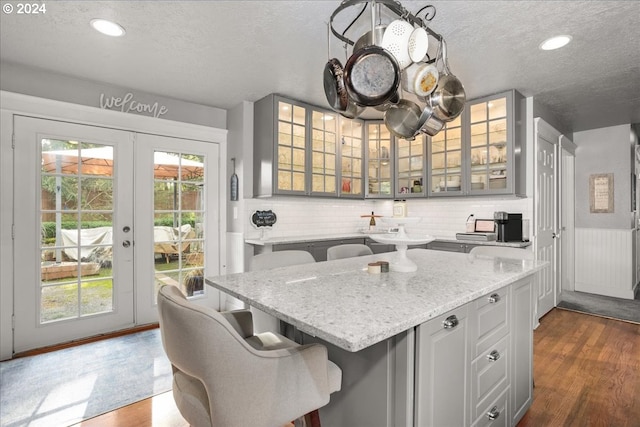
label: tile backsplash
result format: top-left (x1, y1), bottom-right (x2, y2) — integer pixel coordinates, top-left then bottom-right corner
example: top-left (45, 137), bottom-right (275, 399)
top-left (243, 196), bottom-right (533, 239)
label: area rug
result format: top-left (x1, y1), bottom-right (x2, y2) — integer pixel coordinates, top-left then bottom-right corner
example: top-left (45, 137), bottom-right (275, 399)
top-left (557, 290), bottom-right (640, 324)
top-left (0, 329), bottom-right (172, 427)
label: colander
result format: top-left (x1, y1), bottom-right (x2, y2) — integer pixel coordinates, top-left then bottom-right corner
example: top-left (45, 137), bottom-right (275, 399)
top-left (381, 19), bottom-right (413, 70)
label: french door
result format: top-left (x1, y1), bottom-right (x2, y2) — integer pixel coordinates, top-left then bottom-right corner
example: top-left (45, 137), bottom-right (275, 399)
top-left (13, 116), bottom-right (220, 352)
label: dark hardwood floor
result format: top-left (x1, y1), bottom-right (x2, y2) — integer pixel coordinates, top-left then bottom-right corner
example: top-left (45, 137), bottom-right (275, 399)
top-left (74, 308), bottom-right (640, 427)
top-left (517, 308), bottom-right (640, 427)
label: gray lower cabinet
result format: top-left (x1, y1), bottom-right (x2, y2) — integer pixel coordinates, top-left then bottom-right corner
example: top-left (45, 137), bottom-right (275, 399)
top-left (415, 276), bottom-right (533, 427)
top-left (426, 240), bottom-right (482, 253)
top-left (415, 303), bottom-right (471, 426)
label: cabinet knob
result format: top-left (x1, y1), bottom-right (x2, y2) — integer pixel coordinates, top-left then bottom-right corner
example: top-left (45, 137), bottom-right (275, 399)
top-left (488, 293), bottom-right (500, 303)
top-left (487, 406), bottom-right (500, 420)
top-left (487, 350), bottom-right (501, 362)
top-left (443, 315), bottom-right (459, 329)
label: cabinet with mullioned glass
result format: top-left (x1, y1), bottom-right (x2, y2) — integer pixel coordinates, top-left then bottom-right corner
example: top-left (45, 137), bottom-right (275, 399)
top-left (467, 90), bottom-right (525, 196)
top-left (428, 114), bottom-right (463, 196)
top-left (428, 90), bottom-right (525, 197)
top-left (339, 117), bottom-right (364, 197)
top-left (395, 134), bottom-right (427, 198)
top-left (254, 94), bottom-right (339, 197)
top-left (365, 121), bottom-right (394, 198)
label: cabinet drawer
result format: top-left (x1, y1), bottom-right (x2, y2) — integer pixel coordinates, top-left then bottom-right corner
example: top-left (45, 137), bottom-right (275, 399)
top-left (472, 386), bottom-right (510, 427)
top-left (471, 335), bottom-right (509, 420)
top-left (472, 287), bottom-right (508, 357)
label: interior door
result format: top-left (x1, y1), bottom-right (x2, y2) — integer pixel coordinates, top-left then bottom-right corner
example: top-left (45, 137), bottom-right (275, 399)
top-left (13, 116), bottom-right (135, 352)
top-left (534, 118), bottom-right (559, 319)
top-left (134, 133), bottom-right (220, 325)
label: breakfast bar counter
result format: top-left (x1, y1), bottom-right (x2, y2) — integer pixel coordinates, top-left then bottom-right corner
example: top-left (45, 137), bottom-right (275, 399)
top-left (205, 248), bottom-right (543, 352)
top-left (205, 249), bottom-right (546, 426)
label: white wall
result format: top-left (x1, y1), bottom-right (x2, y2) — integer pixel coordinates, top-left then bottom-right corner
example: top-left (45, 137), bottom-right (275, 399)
top-left (241, 197), bottom-right (533, 241)
top-left (0, 62), bottom-right (227, 129)
top-left (574, 124), bottom-right (633, 229)
top-left (573, 124), bottom-right (636, 298)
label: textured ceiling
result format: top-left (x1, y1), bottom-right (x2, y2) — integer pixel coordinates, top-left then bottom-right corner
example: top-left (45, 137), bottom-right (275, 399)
top-left (1, 1), bottom-right (639, 133)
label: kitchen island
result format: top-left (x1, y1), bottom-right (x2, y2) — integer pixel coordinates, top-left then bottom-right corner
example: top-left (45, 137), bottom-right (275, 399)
top-left (206, 249), bottom-right (545, 426)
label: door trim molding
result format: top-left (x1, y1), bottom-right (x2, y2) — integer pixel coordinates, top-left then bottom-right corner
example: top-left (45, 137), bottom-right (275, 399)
top-left (0, 90), bottom-right (228, 360)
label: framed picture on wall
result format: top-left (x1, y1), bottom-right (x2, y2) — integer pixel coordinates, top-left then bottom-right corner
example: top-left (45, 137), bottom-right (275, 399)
top-left (589, 173), bottom-right (614, 213)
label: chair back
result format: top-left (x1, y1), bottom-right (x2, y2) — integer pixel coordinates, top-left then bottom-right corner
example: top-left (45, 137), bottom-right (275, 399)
top-left (469, 246), bottom-right (534, 260)
top-left (327, 244), bottom-right (374, 261)
top-left (157, 284), bottom-right (337, 427)
top-left (249, 250), bottom-right (316, 271)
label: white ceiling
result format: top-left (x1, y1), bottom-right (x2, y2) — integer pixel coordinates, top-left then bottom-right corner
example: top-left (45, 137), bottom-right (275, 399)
top-left (1, 1), bottom-right (639, 133)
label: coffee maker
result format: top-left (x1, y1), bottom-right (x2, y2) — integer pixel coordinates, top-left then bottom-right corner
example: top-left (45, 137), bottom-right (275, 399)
top-left (493, 212), bottom-right (523, 242)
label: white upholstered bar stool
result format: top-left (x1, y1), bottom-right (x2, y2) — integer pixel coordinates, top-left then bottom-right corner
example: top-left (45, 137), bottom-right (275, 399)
top-left (326, 244), bottom-right (373, 261)
top-left (158, 285), bottom-right (341, 427)
top-left (248, 250), bottom-right (316, 334)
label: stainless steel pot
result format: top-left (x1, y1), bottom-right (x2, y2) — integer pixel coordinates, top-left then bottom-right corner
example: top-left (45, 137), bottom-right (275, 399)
top-left (430, 40), bottom-right (466, 121)
top-left (344, 45), bottom-right (400, 107)
top-left (384, 98), bottom-right (423, 140)
top-left (416, 99), bottom-right (445, 136)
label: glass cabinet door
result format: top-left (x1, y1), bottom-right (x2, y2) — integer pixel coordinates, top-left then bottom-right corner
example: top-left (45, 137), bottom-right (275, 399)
top-left (396, 135), bottom-right (426, 197)
top-left (276, 100), bottom-right (307, 193)
top-left (310, 109), bottom-right (338, 196)
top-left (339, 118), bottom-right (363, 197)
top-left (429, 115), bottom-right (463, 195)
top-left (366, 122), bottom-right (393, 198)
top-left (469, 96), bottom-right (508, 192)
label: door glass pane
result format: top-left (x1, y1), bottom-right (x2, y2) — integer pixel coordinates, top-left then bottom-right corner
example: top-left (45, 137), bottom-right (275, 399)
top-left (40, 139), bottom-right (115, 323)
top-left (153, 151), bottom-right (206, 299)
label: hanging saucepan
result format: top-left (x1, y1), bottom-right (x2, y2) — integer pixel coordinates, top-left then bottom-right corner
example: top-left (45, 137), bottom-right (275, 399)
top-left (430, 39), bottom-right (466, 122)
top-left (344, 45), bottom-right (401, 107)
top-left (323, 57), bottom-right (349, 113)
top-left (384, 98), bottom-right (423, 140)
top-left (416, 96), bottom-right (445, 137)
top-left (373, 91), bottom-right (400, 112)
top-left (353, 25), bottom-right (387, 52)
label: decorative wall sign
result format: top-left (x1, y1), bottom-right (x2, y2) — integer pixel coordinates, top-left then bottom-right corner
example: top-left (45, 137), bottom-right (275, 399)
top-left (589, 173), bottom-right (614, 213)
top-left (99, 92), bottom-right (169, 118)
top-left (251, 210), bottom-right (277, 228)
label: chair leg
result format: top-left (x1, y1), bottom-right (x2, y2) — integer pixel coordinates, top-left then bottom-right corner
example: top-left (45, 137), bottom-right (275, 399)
top-left (303, 410), bottom-right (321, 427)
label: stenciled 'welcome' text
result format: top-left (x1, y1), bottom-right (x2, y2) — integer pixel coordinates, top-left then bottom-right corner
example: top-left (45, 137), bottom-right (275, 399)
top-left (99, 92), bottom-right (169, 118)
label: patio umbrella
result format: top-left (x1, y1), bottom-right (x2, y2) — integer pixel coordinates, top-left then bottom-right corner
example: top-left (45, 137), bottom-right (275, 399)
top-left (41, 146), bottom-right (204, 179)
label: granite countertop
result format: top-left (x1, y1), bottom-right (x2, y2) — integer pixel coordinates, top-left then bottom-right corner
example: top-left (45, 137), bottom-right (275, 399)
top-left (245, 232), bottom-right (531, 248)
top-left (206, 249), bottom-right (545, 352)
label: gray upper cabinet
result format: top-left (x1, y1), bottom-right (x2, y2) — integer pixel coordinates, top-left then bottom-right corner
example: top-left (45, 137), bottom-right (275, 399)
top-left (365, 121), bottom-right (394, 199)
top-left (396, 134), bottom-right (427, 198)
top-left (428, 90), bottom-right (526, 197)
top-left (254, 94), bottom-right (364, 198)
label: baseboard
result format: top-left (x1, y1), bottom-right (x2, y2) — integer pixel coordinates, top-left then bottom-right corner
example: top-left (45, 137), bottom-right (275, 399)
top-left (574, 283), bottom-right (635, 300)
top-left (13, 323), bottom-right (159, 358)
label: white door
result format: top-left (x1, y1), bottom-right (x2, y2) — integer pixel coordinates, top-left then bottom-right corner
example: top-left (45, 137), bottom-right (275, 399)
top-left (534, 118), bottom-right (559, 318)
top-left (13, 116), bottom-right (135, 352)
top-left (13, 117), bottom-right (222, 352)
top-left (134, 133), bottom-right (220, 324)
top-left (559, 136), bottom-right (576, 293)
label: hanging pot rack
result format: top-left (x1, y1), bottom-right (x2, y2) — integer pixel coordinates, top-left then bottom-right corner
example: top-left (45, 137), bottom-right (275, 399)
top-left (324, 0), bottom-right (464, 139)
top-left (329, 0), bottom-right (442, 49)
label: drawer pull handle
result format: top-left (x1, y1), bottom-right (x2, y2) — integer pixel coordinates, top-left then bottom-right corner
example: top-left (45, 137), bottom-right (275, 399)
top-left (487, 406), bottom-right (500, 420)
top-left (488, 293), bottom-right (500, 303)
top-left (443, 315), bottom-right (459, 329)
top-left (487, 350), bottom-right (501, 362)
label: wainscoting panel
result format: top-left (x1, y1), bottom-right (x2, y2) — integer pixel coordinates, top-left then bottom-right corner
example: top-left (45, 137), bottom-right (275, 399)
top-left (575, 228), bottom-right (634, 299)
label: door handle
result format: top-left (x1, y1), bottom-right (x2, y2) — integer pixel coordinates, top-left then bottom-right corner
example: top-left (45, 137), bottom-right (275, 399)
top-left (122, 240), bottom-right (131, 248)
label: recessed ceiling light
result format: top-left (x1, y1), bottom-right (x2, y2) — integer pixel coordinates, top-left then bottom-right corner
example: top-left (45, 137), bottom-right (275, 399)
top-left (539, 35), bottom-right (572, 51)
top-left (90, 19), bottom-right (125, 37)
